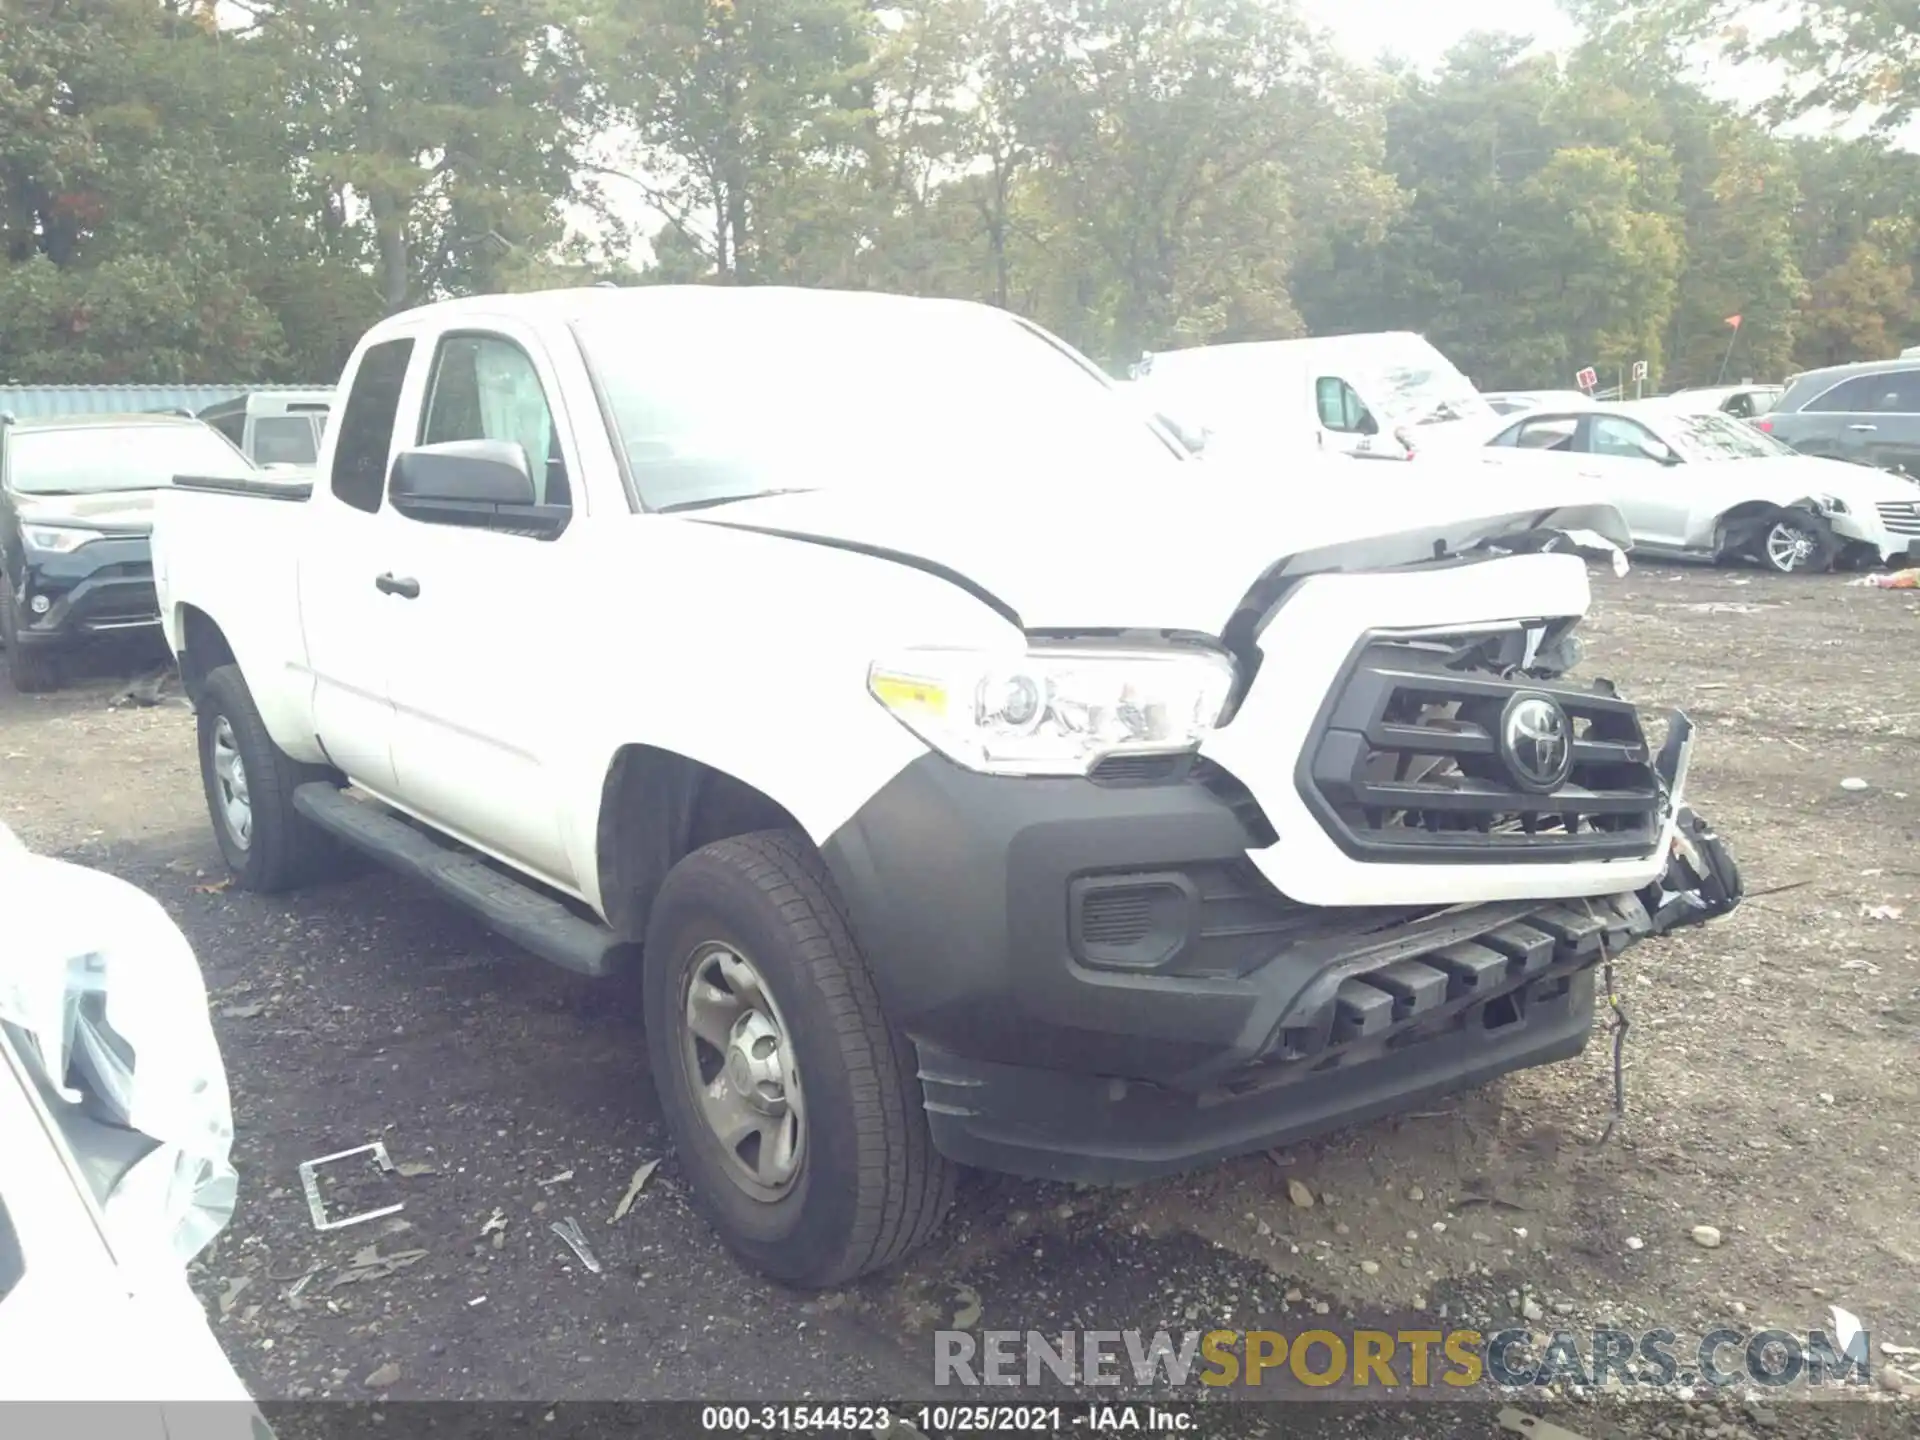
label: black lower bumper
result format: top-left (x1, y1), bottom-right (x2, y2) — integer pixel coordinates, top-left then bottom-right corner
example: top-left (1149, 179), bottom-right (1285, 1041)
top-left (10, 541), bottom-right (159, 650)
top-left (821, 752), bottom-right (1656, 1184)
top-left (919, 969), bottom-right (1596, 1184)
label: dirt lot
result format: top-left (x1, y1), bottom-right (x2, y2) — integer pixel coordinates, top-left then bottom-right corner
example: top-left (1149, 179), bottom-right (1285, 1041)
top-left (3, 564), bottom-right (1916, 1436)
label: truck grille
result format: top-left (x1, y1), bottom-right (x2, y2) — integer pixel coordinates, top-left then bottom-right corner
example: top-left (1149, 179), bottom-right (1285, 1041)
top-left (1300, 631), bottom-right (1661, 864)
top-left (1875, 499), bottom-right (1920, 537)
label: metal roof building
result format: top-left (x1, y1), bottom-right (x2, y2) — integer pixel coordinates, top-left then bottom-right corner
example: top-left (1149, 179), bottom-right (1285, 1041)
top-left (0, 384), bottom-right (327, 420)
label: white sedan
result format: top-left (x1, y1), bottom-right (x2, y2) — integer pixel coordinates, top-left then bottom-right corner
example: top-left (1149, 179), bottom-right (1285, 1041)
top-left (1472, 399), bottom-right (1920, 573)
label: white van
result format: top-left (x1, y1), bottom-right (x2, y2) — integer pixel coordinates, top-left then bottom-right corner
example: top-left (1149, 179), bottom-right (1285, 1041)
top-left (1130, 332), bottom-right (1496, 463)
top-left (196, 389), bottom-right (335, 468)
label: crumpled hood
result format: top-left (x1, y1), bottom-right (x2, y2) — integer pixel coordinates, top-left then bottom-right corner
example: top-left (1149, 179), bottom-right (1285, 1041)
top-left (12, 488), bottom-right (159, 535)
top-left (683, 456), bottom-right (1630, 635)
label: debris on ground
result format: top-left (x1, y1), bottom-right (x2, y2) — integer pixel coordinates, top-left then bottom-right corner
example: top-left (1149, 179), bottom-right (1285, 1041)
top-left (1496, 1409), bottom-right (1594, 1440)
top-left (362, 1362), bottom-right (401, 1390)
top-left (610, 1158), bottom-right (661, 1224)
top-left (536, 1168), bottom-right (574, 1188)
top-left (947, 1283), bottom-right (983, 1329)
top-left (480, 1207), bottom-right (507, 1237)
top-left (549, 1217), bottom-right (602, 1274)
top-left (327, 1244), bottom-right (429, 1289)
top-left (108, 667), bottom-right (190, 710)
top-left (299, 1141), bottom-right (404, 1232)
top-left (1849, 567), bottom-right (1920, 589)
top-left (1691, 1224), bottom-right (1724, 1249)
top-left (218, 1275), bottom-right (252, 1316)
top-left (1840, 777), bottom-right (1871, 791)
top-left (1286, 1178), bottom-right (1315, 1209)
top-left (1862, 903), bottom-right (1905, 921)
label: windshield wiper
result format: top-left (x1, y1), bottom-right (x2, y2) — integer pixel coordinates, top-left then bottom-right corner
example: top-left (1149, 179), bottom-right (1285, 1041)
top-left (657, 487), bottom-right (819, 514)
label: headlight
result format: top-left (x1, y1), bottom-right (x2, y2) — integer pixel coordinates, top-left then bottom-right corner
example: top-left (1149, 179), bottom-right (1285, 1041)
top-left (21, 523), bottom-right (105, 554)
top-left (868, 645), bottom-right (1237, 776)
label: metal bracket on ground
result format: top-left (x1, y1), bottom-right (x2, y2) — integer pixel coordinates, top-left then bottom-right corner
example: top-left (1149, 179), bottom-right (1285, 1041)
top-left (299, 1141), bottom-right (404, 1232)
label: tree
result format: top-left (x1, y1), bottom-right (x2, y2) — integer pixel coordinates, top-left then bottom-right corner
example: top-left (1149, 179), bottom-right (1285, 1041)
top-left (586, 0), bottom-right (872, 283)
top-left (1569, 0), bottom-right (1920, 135)
top-left (991, 0), bottom-right (1395, 364)
top-left (265, 0), bottom-right (600, 311)
top-left (1794, 225), bottom-right (1916, 371)
top-left (1293, 35), bottom-right (1683, 389)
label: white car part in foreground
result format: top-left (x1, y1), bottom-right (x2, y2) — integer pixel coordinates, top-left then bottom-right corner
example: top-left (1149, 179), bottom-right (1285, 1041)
top-left (0, 824), bottom-right (258, 1424)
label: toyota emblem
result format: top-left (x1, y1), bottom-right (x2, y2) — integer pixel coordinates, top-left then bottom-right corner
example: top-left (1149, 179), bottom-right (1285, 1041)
top-left (1499, 693), bottom-right (1574, 793)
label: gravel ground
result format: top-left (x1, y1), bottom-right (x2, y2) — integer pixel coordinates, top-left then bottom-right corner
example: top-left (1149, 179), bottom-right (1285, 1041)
top-left (2, 565), bottom-right (1916, 1439)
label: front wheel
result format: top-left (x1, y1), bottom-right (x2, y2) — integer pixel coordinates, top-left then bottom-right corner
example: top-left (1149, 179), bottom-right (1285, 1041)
top-left (196, 664), bottom-right (341, 891)
top-left (1756, 513), bottom-right (1836, 574)
top-left (642, 829), bottom-right (955, 1287)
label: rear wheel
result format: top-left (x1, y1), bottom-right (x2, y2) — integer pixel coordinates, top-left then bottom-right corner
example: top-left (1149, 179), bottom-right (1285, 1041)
top-left (0, 587), bottom-right (60, 694)
top-left (196, 663), bottom-right (341, 891)
top-left (642, 829), bottom-right (955, 1287)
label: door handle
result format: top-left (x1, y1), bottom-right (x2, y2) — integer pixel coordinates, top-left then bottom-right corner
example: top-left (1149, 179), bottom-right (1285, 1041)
top-left (1848, 423), bottom-right (1878, 432)
top-left (375, 573), bottom-right (421, 599)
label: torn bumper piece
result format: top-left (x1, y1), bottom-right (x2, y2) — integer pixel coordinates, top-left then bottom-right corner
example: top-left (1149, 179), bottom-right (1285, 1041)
top-left (1638, 805), bottom-right (1743, 935)
top-left (916, 892), bottom-right (1650, 1186)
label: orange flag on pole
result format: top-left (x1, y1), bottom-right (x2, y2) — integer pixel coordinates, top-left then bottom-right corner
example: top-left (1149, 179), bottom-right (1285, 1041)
top-left (1724, 314), bottom-right (1742, 328)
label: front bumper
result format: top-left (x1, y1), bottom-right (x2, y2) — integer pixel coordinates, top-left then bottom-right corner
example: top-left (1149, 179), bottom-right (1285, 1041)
top-left (822, 750), bottom-right (1665, 1185)
top-left (11, 540), bottom-right (160, 649)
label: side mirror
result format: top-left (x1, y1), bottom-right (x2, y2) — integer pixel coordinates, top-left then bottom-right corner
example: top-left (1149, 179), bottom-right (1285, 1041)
top-left (388, 439), bottom-right (565, 538)
top-left (1640, 439), bottom-right (1681, 466)
top-left (1357, 412), bottom-right (1380, 437)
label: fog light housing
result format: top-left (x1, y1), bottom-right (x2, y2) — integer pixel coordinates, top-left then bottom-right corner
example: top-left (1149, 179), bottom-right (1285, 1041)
top-left (28, 594), bottom-right (51, 615)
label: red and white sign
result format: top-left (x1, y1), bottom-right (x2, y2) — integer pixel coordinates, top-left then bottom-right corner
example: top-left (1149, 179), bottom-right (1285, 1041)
top-left (1575, 367), bottom-right (1599, 390)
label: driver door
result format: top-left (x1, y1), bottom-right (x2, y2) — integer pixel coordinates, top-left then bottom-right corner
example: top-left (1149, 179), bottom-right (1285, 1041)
top-left (1314, 375), bottom-right (1380, 456)
top-left (1579, 415), bottom-right (1684, 545)
top-left (378, 325), bottom-right (589, 889)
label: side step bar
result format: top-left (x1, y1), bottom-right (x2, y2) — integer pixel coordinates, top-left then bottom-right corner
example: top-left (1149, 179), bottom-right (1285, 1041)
top-left (292, 783), bottom-right (628, 978)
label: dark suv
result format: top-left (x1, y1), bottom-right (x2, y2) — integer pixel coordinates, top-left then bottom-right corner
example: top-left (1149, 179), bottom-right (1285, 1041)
top-left (0, 414), bottom-right (253, 692)
top-left (1762, 357), bottom-right (1920, 478)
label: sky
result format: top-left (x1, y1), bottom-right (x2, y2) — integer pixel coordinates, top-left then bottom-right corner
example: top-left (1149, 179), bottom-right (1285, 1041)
top-left (1297, 0), bottom-right (1579, 68)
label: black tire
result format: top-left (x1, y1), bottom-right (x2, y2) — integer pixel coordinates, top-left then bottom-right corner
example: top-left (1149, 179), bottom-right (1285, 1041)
top-left (196, 663), bottom-right (340, 892)
top-left (642, 829), bottom-right (955, 1287)
top-left (1753, 511), bottom-right (1836, 574)
top-left (0, 586), bottom-right (60, 694)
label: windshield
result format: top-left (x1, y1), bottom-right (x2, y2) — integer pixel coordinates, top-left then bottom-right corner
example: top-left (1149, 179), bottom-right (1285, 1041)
top-left (573, 302), bottom-right (1183, 511)
top-left (1353, 358), bottom-right (1493, 427)
top-left (1660, 411), bottom-right (1793, 462)
top-left (7, 424), bottom-right (250, 495)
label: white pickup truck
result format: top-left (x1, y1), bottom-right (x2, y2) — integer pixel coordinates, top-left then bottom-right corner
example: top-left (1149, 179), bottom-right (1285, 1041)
top-left (152, 286), bottom-right (1699, 1286)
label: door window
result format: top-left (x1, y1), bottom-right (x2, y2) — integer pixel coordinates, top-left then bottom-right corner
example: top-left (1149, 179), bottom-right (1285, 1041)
top-left (330, 339), bottom-right (415, 514)
top-left (1805, 371), bottom-right (1920, 414)
top-left (1510, 416), bottom-right (1579, 452)
top-left (1314, 376), bottom-right (1375, 434)
top-left (418, 336), bottom-right (570, 508)
top-left (1588, 415), bottom-right (1666, 460)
